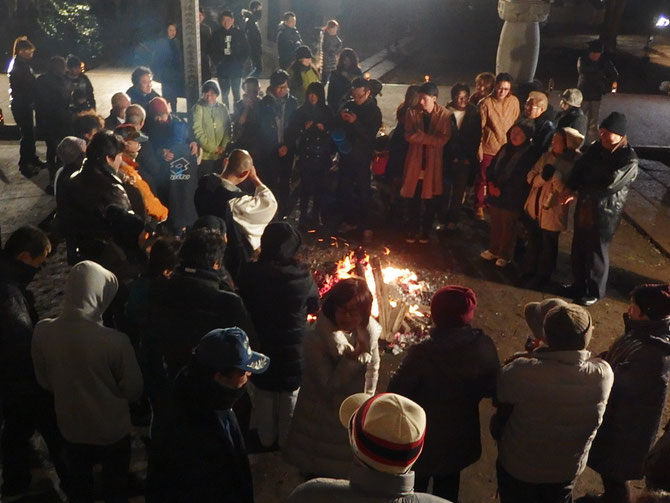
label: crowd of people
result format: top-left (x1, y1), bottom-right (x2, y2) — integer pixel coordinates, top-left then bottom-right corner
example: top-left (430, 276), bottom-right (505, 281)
top-left (2, 4), bottom-right (670, 503)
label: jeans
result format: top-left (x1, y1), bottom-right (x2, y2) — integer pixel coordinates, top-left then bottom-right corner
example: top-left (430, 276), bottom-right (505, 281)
top-left (497, 461), bottom-right (574, 503)
top-left (250, 384), bottom-right (299, 448)
top-left (66, 435), bottom-right (131, 503)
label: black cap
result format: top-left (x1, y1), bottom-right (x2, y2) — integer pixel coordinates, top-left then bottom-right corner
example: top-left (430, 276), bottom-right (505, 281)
top-left (295, 45), bottom-right (313, 60)
top-left (600, 112), bottom-right (627, 136)
top-left (588, 40), bottom-right (604, 53)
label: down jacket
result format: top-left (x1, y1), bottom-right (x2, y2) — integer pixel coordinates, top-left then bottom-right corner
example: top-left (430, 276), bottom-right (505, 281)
top-left (284, 315), bottom-right (380, 479)
top-left (567, 139), bottom-right (638, 242)
top-left (587, 315), bottom-right (670, 481)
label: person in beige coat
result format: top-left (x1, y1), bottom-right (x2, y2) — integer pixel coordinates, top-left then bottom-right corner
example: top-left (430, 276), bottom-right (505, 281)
top-left (475, 73), bottom-right (520, 219)
top-left (522, 127), bottom-right (584, 289)
top-left (284, 278), bottom-right (380, 479)
top-left (400, 82), bottom-right (451, 243)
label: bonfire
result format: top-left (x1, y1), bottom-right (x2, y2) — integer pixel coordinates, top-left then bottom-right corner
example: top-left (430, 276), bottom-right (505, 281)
top-left (313, 246), bottom-right (433, 353)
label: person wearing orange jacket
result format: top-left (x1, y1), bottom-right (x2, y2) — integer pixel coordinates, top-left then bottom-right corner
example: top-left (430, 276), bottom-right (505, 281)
top-left (115, 124), bottom-right (168, 223)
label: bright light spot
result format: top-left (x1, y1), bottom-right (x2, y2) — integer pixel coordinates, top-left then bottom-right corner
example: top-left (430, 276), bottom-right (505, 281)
top-left (424, 74), bottom-right (430, 82)
top-left (657, 16), bottom-right (670, 28)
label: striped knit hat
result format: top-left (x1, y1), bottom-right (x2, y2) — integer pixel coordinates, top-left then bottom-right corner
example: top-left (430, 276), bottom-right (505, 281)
top-left (339, 393), bottom-right (426, 475)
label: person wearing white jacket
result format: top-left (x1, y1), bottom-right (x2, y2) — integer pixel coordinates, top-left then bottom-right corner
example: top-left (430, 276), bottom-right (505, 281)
top-left (32, 261), bottom-right (143, 503)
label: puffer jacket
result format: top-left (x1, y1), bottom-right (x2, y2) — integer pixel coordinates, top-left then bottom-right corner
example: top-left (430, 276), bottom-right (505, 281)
top-left (191, 100), bottom-right (232, 161)
top-left (320, 32), bottom-right (342, 74)
top-left (284, 315), bottom-right (380, 479)
top-left (587, 315), bottom-right (670, 480)
top-left (567, 139), bottom-right (638, 241)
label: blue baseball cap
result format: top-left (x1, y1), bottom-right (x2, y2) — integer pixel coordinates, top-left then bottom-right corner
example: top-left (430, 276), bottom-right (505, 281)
top-left (193, 327), bottom-right (269, 374)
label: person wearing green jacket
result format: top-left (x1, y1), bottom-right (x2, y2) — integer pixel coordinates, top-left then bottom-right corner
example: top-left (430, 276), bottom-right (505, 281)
top-left (288, 46), bottom-right (321, 106)
top-left (191, 80), bottom-right (232, 178)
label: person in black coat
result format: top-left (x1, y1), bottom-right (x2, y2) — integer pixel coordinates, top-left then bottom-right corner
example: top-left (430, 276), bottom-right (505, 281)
top-left (287, 82), bottom-right (334, 229)
top-left (585, 284), bottom-right (670, 503)
top-left (238, 222), bottom-right (319, 448)
top-left (258, 70), bottom-right (297, 215)
top-left (146, 327), bottom-right (269, 503)
top-left (276, 11), bottom-right (302, 70)
top-left (209, 11), bottom-right (249, 108)
top-left (243, 2), bottom-right (263, 77)
top-left (0, 227), bottom-right (70, 500)
top-left (443, 83), bottom-right (482, 228)
top-left (65, 54), bottom-right (96, 111)
top-left (8, 37), bottom-right (44, 177)
top-left (524, 91), bottom-right (555, 160)
top-left (199, 8), bottom-right (212, 82)
top-left (388, 286), bottom-right (499, 502)
top-left (334, 77), bottom-right (382, 234)
top-left (326, 48), bottom-right (363, 113)
top-left (35, 56), bottom-right (71, 185)
top-left (566, 112), bottom-right (638, 306)
top-left (151, 24), bottom-right (184, 110)
top-left (556, 88), bottom-right (587, 139)
top-left (127, 66), bottom-right (161, 110)
top-left (233, 77), bottom-right (263, 161)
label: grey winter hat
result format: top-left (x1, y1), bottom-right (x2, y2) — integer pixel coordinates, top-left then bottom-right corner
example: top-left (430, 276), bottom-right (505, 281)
top-left (544, 304), bottom-right (593, 351)
top-left (201, 79), bottom-right (221, 96)
top-left (560, 88), bottom-right (583, 108)
top-left (56, 136), bottom-right (86, 165)
top-left (524, 298), bottom-right (569, 342)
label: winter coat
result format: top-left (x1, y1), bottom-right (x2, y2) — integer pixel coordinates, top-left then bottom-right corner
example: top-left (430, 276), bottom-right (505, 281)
top-left (34, 72), bottom-right (71, 138)
top-left (577, 55), bottom-right (618, 102)
top-left (284, 315), bottom-right (381, 479)
top-left (287, 99), bottom-right (334, 163)
top-left (118, 154), bottom-right (168, 222)
top-left (479, 94), bottom-right (520, 157)
top-left (556, 106), bottom-right (587, 138)
top-left (32, 261), bottom-right (143, 445)
top-left (327, 67), bottom-right (363, 113)
top-left (335, 96), bottom-right (382, 163)
top-left (486, 141), bottom-right (536, 213)
top-left (8, 55), bottom-right (36, 107)
top-left (233, 96), bottom-right (263, 160)
top-left (191, 100), bottom-right (232, 161)
top-left (200, 22), bottom-right (212, 80)
top-left (210, 25), bottom-right (249, 78)
top-left (0, 253), bottom-right (41, 397)
top-left (287, 461), bottom-right (450, 503)
top-left (587, 315), bottom-right (670, 480)
top-left (237, 238), bottom-right (319, 392)
top-left (387, 326), bottom-right (499, 476)
top-left (277, 23), bottom-right (303, 69)
top-left (243, 12), bottom-right (262, 62)
top-left (126, 85), bottom-right (161, 110)
top-left (445, 103), bottom-right (481, 165)
top-left (146, 266), bottom-right (257, 384)
top-left (497, 348), bottom-right (613, 484)
top-left (288, 62), bottom-right (321, 106)
top-left (400, 104), bottom-right (451, 199)
top-left (386, 105), bottom-right (412, 180)
top-left (66, 73), bottom-right (96, 111)
top-left (320, 32), bottom-right (342, 74)
top-left (152, 37), bottom-right (184, 94)
top-left (146, 368), bottom-right (254, 503)
top-left (259, 92), bottom-right (298, 158)
top-left (530, 113), bottom-right (555, 158)
top-left (568, 140), bottom-right (638, 242)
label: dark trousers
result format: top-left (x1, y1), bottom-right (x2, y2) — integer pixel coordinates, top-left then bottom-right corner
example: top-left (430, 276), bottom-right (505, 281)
top-left (571, 223), bottom-right (611, 299)
top-left (11, 103), bottom-right (37, 167)
top-left (489, 206), bottom-right (519, 261)
top-left (414, 472), bottom-right (460, 502)
top-left (1, 388), bottom-right (69, 495)
top-left (217, 75), bottom-right (241, 108)
top-left (66, 435), bottom-right (130, 503)
top-left (443, 159), bottom-right (472, 223)
top-left (404, 181), bottom-right (438, 236)
top-left (45, 134), bottom-right (63, 184)
top-left (298, 160), bottom-right (328, 224)
top-left (337, 155), bottom-right (372, 228)
top-left (497, 461), bottom-right (574, 503)
top-left (522, 215), bottom-right (560, 280)
top-left (249, 50), bottom-right (263, 77)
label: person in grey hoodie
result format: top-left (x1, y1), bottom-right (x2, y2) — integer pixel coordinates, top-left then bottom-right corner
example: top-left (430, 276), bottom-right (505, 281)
top-left (32, 261), bottom-right (143, 503)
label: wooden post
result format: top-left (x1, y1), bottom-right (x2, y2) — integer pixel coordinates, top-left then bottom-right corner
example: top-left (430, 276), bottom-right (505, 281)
top-left (180, 0), bottom-right (202, 108)
top-left (371, 256), bottom-right (392, 342)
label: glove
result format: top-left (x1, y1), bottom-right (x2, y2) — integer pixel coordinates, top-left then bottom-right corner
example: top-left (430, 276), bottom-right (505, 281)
top-left (541, 164), bottom-right (556, 181)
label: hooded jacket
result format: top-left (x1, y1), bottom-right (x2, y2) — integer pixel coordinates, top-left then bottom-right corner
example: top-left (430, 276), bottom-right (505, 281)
top-left (191, 97), bottom-right (232, 161)
top-left (32, 261), bottom-right (143, 445)
top-left (238, 223), bottom-right (320, 392)
top-left (209, 25), bottom-right (249, 78)
top-left (288, 62), bottom-right (321, 106)
top-left (587, 315), bottom-right (670, 480)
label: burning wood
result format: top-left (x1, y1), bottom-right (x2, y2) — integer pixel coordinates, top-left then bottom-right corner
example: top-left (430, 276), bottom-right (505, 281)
top-left (313, 247), bottom-right (432, 351)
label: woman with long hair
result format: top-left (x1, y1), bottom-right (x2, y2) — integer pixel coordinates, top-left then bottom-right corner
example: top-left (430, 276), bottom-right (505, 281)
top-left (319, 20), bottom-right (342, 86)
top-left (326, 48), bottom-right (363, 112)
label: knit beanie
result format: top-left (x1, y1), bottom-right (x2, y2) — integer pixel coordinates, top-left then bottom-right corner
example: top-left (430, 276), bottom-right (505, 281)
top-left (339, 393), bottom-right (426, 475)
top-left (259, 222), bottom-right (302, 263)
top-left (524, 298), bottom-right (569, 342)
top-left (56, 136), bottom-right (86, 165)
top-left (560, 88), bottom-right (583, 108)
top-left (430, 285), bottom-right (477, 328)
top-left (270, 70), bottom-right (289, 87)
top-left (631, 284), bottom-right (670, 320)
top-left (600, 112), bottom-right (627, 136)
top-left (147, 96), bottom-right (170, 118)
top-left (201, 79), bottom-right (222, 96)
top-left (295, 45), bottom-right (313, 60)
top-left (544, 304), bottom-right (593, 351)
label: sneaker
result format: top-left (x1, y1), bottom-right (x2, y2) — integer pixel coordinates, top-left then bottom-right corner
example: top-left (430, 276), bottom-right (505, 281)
top-left (480, 250), bottom-right (496, 260)
top-left (495, 258), bottom-right (509, 267)
top-left (405, 234), bottom-right (417, 244)
top-left (475, 207), bottom-right (485, 220)
top-left (18, 164), bottom-right (40, 178)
